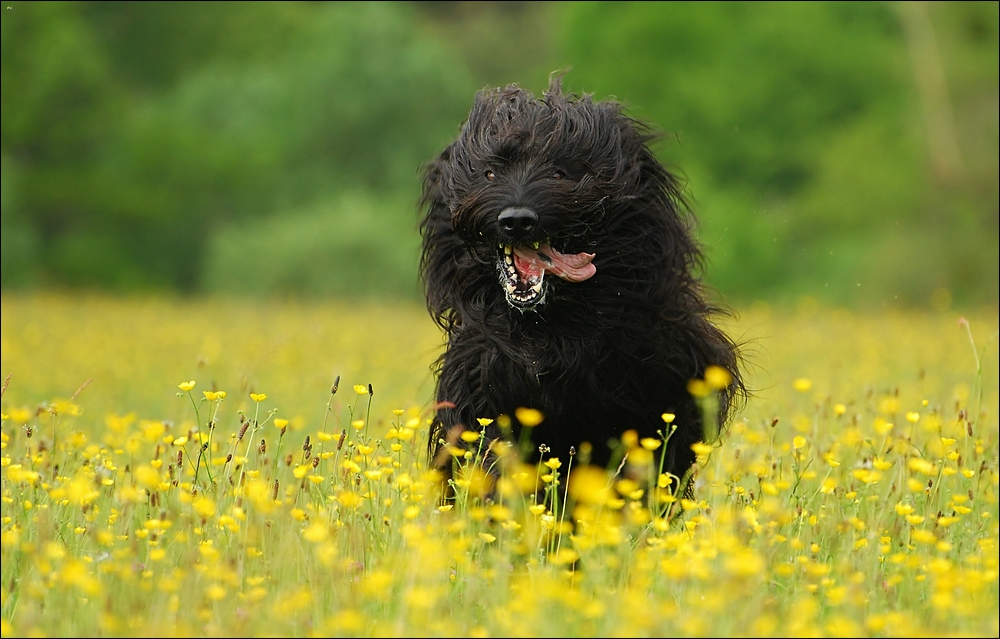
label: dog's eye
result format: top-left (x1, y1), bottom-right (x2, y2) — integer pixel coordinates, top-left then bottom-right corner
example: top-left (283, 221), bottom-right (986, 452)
top-left (485, 170), bottom-right (495, 181)
top-left (552, 170), bottom-right (565, 180)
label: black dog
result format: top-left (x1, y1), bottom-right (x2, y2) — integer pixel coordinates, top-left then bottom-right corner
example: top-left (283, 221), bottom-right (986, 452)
top-left (420, 77), bottom-right (742, 495)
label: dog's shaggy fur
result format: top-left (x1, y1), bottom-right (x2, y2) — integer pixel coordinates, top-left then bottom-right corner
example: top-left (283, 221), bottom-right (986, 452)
top-left (420, 78), bottom-right (742, 490)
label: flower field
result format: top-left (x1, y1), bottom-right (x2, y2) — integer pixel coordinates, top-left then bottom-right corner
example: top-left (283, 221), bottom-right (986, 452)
top-left (1, 294), bottom-right (998, 637)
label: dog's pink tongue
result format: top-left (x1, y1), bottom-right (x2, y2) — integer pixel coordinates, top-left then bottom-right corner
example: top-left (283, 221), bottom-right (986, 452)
top-left (513, 245), bottom-right (596, 283)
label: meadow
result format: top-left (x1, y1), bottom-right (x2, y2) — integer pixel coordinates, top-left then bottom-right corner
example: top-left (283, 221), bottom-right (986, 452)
top-left (1, 294), bottom-right (998, 637)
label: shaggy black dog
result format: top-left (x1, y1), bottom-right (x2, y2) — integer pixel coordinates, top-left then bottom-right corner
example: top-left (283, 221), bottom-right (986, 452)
top-left (420, 77), bottom-right (742, 493)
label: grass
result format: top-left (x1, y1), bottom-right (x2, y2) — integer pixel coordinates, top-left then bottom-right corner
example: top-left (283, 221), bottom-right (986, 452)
top-left (1, 293), bottom-right (998, 637)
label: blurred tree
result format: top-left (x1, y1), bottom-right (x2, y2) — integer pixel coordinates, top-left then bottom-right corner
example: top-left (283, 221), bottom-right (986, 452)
top-left (413, 1), bottom-right (556, 91)
top-left (2, 2), bottom-right (124, 286)
top-left (2, 1), bottom-right (474, 292)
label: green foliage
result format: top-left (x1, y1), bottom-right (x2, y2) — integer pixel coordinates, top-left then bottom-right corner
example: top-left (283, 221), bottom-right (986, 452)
top-left (202, 193), bottom-right (422, 300)
top-left (1, 1), bottom-right (474, 292)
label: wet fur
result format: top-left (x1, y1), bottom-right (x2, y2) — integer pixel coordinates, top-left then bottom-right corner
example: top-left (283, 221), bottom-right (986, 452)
top-left (420, 77), bottom-right (743, 491)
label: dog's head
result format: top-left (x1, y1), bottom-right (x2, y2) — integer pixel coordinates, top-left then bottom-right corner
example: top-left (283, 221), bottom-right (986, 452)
top-left (421, 76), bottom-right (692, 317)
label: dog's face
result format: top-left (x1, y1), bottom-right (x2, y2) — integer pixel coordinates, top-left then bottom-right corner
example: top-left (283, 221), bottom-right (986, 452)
top-left (430, 82), bottom-right (667, 310)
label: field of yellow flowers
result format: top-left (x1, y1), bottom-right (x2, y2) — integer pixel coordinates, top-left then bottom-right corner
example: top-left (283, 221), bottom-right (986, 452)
top-left (1, 293), bottom-right (998, 637)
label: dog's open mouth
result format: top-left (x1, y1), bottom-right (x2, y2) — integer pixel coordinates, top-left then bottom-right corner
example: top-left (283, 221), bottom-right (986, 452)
top-left (499, 243), bottom-right (596, 307)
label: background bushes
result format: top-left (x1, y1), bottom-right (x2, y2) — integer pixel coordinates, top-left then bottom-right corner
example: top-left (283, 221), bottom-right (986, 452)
top-left (2, 1), bottom-right (996, 308)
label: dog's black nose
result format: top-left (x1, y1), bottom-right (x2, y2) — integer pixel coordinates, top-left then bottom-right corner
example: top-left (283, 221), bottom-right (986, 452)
top-left (498, 207), bottom-right (538, 238)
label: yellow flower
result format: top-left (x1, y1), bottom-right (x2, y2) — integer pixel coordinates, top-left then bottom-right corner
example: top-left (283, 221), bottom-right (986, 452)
top-left (460, 431), bottom-right (480, 443)
top-left (178, 381), bottom-right (196, 392)
top-left (690, 442), bottom-right (714, 456)
top-left (661, 413), bottom-right (676, 423)
top-left (478, 533), bottom-right (496, 543)
top-left (640, 437), bottom-right (661, 451)
top-left (793, 378), bottom-right (812, 392)
top-left (514, 407), bottom-right (544, 427)
top-left (353, 385), bottom-right (368, 395)
top-left (543, 458), bottom-right (562, 470)
top-left (724, 548), bottom-right (765, 578)
top-left (907, 458), bottom-right (935, 475)
top-left (911, 529), bottom-right (936, 545)
top-left (880, 397), bottom-right (899, 414)
top-left (873, 419), bottom-right (893, 435)
top-left (687, 379), bottom-right (709, 398)
top-left (134, 465), bottom-right (160, 491)
top-left (274, 418), bottom-right (289, 429)
top-left (205, 584), bottom-right (226, 601)
top-left (872, 457), bottom-right (893, 471)
top-left (549, 548), bottom-right (580, 566)
top-left (704, 365), bottom-right (732, 390)
top-left (192, 496), bottom-right (215, 519)
top-left (249, 393), bottom-right (267, 402)
top-left (337, 491), bottom-right (363, 509)
top-left (476, 417), bottom-right (494, 426)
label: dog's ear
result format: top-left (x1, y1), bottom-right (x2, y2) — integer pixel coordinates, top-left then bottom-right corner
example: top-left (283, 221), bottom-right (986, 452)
top-left (419, 144), bottom-right (465, 330)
